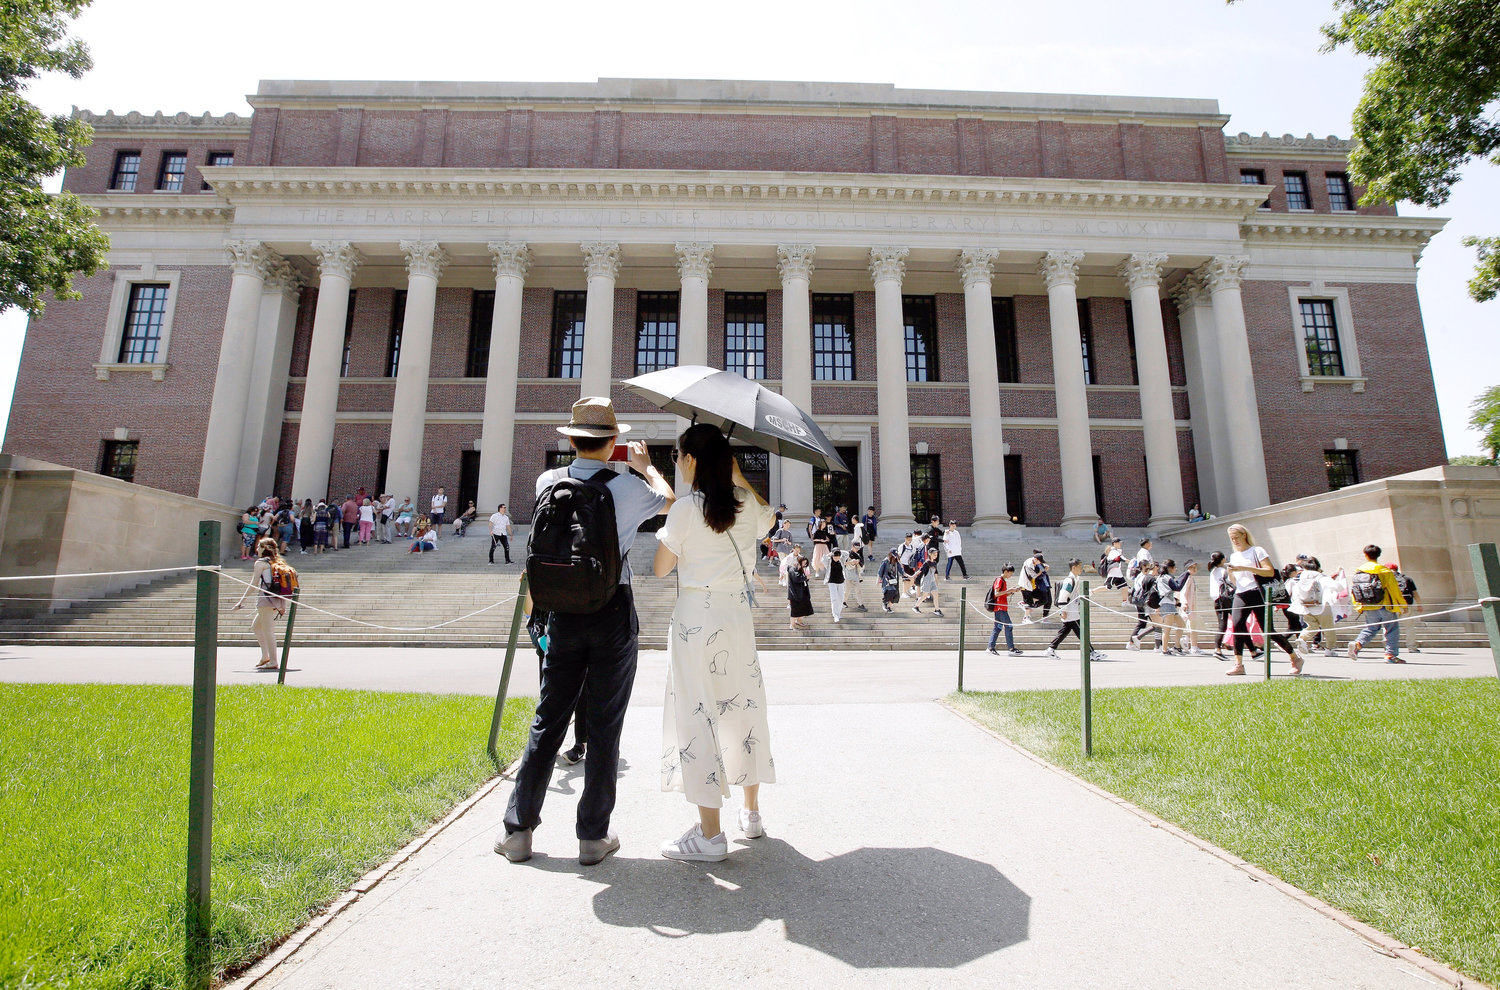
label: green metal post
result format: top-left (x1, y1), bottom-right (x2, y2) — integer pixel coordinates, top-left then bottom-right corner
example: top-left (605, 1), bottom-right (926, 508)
top-left (1263, 595), bottom-right (1274, 681)
top-left (488, 572), bottom-right (530, 763)
top-left (957, 587), bottom-right (967, 693)
top-left (1081, 580), bottom-right (1092, 756)
top-left (276, 588), bottom-right (300, 686)
top-left (186, 521), bottom-right (219, 990)
top-left (1468, 543), bottom-right (1500, 680)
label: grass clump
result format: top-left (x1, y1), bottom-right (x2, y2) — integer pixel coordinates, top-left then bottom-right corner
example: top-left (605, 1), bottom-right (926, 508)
top-left (0, 683), bottom-right (535, 989)
top-left (950, 678), bottom-right (1500, 985)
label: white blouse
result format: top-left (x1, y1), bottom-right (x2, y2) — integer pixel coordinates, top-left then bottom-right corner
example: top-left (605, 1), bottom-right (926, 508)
top-left (658, 488), bottom-right (776, 592)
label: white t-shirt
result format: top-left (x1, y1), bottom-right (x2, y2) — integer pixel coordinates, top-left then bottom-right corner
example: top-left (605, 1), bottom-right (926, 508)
top-left (430, 494), bottom-right (448, 515)
top-left (657, 488), bottom-right (776, 592)
top-left (1229, 546), bottom-right (1269, 594)
top-left (1134, 547), bottom-right (1153, 569)
top-left (1106, 549), bottom-right (1125, 579)
top-left (417, 527), bottom-right (438, 546)
top-left (358, 504), bottom-right (374, 523)
top-left (943, 530), bottom-right (962, 556)
top-left (1209, 565), bottom-right (1228, 601)
top-left (489, 511), bottom-right (511, 535)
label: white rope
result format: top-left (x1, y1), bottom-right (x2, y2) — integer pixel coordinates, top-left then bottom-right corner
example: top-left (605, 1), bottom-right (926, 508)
top-left (216, 570), bottom-right (520, 631)
top-left (0, 565), bottom-right (201, 582)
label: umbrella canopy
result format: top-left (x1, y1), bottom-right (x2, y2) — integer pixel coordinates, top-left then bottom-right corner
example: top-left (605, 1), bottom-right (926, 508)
top-left (621, 366), bottom-right (851, 474)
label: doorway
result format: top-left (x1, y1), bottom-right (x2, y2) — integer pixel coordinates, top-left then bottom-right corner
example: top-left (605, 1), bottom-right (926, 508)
top-left (458, 450), bottom-right (480, 516)
top-left (1004, 454), bottom-right (1025, 525)
top-left (812, 446), bottom-right (860, 517)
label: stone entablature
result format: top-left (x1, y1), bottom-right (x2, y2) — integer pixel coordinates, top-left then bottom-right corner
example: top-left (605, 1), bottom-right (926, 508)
top-left (71, 108), bottom-right (252, 135)
top-left (1224, 132), bottom-right (1355, 160)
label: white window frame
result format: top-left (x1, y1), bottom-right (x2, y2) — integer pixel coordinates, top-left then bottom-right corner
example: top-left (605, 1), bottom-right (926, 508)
top-left (1286, 284), bottom-right (1365, 392)
top-left (96, 267), bottom-right (180, 380)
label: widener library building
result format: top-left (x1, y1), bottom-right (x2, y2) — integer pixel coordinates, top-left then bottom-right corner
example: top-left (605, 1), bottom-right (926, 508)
top-left (5, 79), bottom-right (1448, 531)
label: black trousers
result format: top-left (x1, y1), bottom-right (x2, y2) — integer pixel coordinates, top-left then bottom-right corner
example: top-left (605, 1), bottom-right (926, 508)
top-left (490, 533), bottom-right (511, 563)
top-left (537, 649), bottom-right (587, 748)
top-left (1132, 606), bottom-right (1161, 647)
top-left (1050, 620), bottom-right (1081, 650)
top-left (505, 586), bottom-right (638, 841)
top-left (1229, 588), bottom-right (1296, 658)
top-left (341, 521), bottom-right (355, 548)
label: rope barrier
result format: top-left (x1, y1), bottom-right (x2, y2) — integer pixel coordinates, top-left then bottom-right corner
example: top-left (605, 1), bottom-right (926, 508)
top-left (0, 565), bottom-right (201, 582)
top-left (215, 571), bottom-right (520, 632)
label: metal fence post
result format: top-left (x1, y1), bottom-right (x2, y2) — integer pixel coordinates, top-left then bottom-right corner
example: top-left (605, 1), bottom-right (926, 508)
top-left (1263, 595), bottom-right (1273, 681)
top-left (1081, 580), bottom-right (1093, 756)
top-left (1469, 543), bottom-right (1500, 680)
top-left (957, 586), bottom-right (967, 693)
top-left (186, 521), bottom-right (219, 990)
top-left (488, 573), bottom-right (530, 763)
top-left (276, 587), bottom-right (300, 686)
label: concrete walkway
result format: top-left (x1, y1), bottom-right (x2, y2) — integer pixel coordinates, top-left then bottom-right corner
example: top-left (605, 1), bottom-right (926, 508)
top-left (239, 701), bottom-right (1453, 990)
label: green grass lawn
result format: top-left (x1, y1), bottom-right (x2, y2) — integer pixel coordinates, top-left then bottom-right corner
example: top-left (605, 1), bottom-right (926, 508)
top-left (950, 679), bottom-right (1500, 985)
top-left (0, 684), bottom-right (535, 990)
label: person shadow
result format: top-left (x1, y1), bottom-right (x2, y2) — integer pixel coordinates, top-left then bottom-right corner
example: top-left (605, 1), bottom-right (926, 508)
top-left (529, 837), bottom-right (1030, 968)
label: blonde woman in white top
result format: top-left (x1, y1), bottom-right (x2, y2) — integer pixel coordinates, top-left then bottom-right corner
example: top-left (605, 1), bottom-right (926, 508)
top-left (233, 537), bottom-right (287, 670)
top-left (653, 424), bottom-right (777, 864)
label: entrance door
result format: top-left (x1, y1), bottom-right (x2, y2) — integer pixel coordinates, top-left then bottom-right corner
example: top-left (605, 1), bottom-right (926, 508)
top-left (734, 449), bottom-right (771, 501)
top-left (458, 451), bottom-right (480, 516)
top-left (1004, 454), bottom-right (1025, 525)
top-left (812, 446), bottom-right (860, 517)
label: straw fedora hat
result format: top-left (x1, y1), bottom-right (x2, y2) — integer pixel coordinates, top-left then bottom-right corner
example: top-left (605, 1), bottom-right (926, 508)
top-left (557, 396), bottom-right (633, 438)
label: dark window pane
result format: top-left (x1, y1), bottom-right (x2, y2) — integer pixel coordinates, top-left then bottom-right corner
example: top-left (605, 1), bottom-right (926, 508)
top-left (812, 293), bottom-right (855, 381)
top-left (812, 446), bottom-right (860, 517)
top-left (635, 291), bottom-right (680, 374)
top-left (158, 152), bottom-right (187, 192)
top-left (340, 289), bottom-right (356, 377)
top-left (1124, 304), bottom-right (1139, 385)
top-left (1325, 450), bottom-right (1359, 490)
top-left (1239, 169), bottom-right (1265, 185)
top-left (910, 454), bottom-right (942, 522)
top-left (1299, 299), bottom-right (1344, 376)
top-left (549, 291), bottom-right (586, 378)
top-left (386, 290), bottom-right (407, 377)
top-left (203, 151), bottom-right (234, 190)
top-left (733, 449), bottom-right (771, 501)
top-left (993, 297), bottom-right (1019, 383)
top-left (1077, 298), bottom-right (1096, 385)
top-left (100, 440), bottom-right (138, 483)
top-left (111, 151), bottom-right (140, 191)
top-left (902, 295), bottom-right (939, 383)
top-left (467, 290), bottom-right (495, 378)
top-left (1326, 172), bottom-right (1354, 211)
top-left (546, 450), bottom-right (577, 471)
top-left (1004, 454), bottom-right (1025, 524)
top-left (724, 292), bottom-right (767, 379)
top-left (117, 283), bottom-right (169, 363)
top-left (1284, 171), bottom-right (1311, 210)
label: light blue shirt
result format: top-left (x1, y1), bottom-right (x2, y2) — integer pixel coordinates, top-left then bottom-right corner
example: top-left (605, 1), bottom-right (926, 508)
top-left (536, 458), bottom-right (667, 583)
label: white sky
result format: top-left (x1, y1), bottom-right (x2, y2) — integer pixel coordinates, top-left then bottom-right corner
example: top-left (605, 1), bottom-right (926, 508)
top-left (3, 0), bottom-right (1495, 454)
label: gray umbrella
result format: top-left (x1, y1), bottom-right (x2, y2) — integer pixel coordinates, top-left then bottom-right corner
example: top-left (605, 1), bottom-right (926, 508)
top-left (621, 365), bottom-right (851, 474)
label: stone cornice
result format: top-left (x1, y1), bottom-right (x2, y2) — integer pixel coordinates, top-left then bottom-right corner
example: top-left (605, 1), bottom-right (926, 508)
top-left (71, 107), bottom-right (252, 135)
top-left (79, 196), bottom-right (235, 223)
top-left (1223, 131), bottom-right (1353, 161)
top-left (1240, 214), bottom-right (1446, 257)
top-left (203, 167), bottom-right (1274, 217)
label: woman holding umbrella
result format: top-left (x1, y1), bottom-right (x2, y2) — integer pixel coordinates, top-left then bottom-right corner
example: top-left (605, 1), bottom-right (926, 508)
top-left (653, 424), bottom-right (778, 863)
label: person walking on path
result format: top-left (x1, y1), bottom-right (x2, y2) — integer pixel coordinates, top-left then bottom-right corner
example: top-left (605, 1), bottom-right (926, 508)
top-left (1156, 559), bottom-right (1188, 655)
top-left (497, 396), bottom-right (674, 867)
top-left (1223, 524), bottom-right (1301, 676)
top-left (877, 550), bottom-right (902, 613)
top-left (1103, 538), bottom-right (1128, 601)
top-left (298, 499), bottom-right (315, 555)
top-left (1208, 551), bottom-right (1233, 660)
top-left (943, 521), bottom-right (968, 580)
top-left (1019, 550), bottom-right (1049, 622)
top-left (652, 424), bottom-right (776, 862)
top-left (1347, 544), bottom-right (1408, 663)
top-left (1388, 560), bottom-right (1423, 653)
top-left (357, 497), bottom-right (375, 545)
top-left (844, 540), bottom-right (868, 612)
top-left (810, 517), bottom-right (833, 577)
top-left (986, 564), bottom-right (1023, 656)
top-left (824, 548), bottom-right (848, 622)
top-left (913, 546), bottom-right (943, 616)
top-left (1288, 555), bottom-right (1337, 658)
top-left (1126, 561), bottom-right (1163, 652)
top-left (489, 504), bottom-right (514, 564)
top-left (832, 504), bottom-right (851, 554)
top-left (787, 555), bottom-right (814, 630)
top-left (1178, 560), bottom-right (1205, 655)
top-left (860, 505), bottom-right (878, 545)
top-left (1046, 558), bottom-right (1105, 661)
top-left (430, 487), bottom-right (449, 535)
top-left (233, 537), bottom-right (290, 671)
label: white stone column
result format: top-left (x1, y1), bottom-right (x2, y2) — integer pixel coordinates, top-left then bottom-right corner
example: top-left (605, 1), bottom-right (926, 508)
top-left (1039, 250), bottom-right (1098, 533)
top-left (674, 242), bottom-right (714, 491)
top-left (870, 246), bottom-right (914, 528)
top-left (1199, 255), bottom-right (1270, 511)
top-left (198, 240), bottom-right (278, 505)
top-left (957, 249), bottom-right (1019, 532)
top-left (579, 242), bottom-right (620, 399)
top-left (477, 241), bottom-right (531, 513)
top-left (1171, 275), bottom-right (1234, 516)
top-left (237, 259), bottom-right (303, 507)
top-left (777, 244), bottom-right (815, 518)
top-left (1119, 252), bottom-right (1186, 528)
top-left (384, 240), bottom-right (449, 502)
top-left (290, 241), bottom-right (362, 502)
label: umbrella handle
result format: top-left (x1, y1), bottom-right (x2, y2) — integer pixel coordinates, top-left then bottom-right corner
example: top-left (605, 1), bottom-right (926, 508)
top-left (725, 422), bottom-right (735, 440)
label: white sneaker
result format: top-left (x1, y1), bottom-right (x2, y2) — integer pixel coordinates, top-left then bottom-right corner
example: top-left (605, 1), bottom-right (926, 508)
top-left (1126, 639), bottom-right (1140, 651)
top-left (1188, 649), bottom-right (1208, 656)
top-left (739, 808), bottom-right (765, 839)
top-left (1045, 647), bottom-right (1059, 658)
top-left (1089, 650), bottom-right (1108, 662)
top-left (661, 824), bottom-right (728, 862)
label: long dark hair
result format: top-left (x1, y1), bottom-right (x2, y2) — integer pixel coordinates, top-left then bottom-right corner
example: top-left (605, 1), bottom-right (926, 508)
top-left (678, 423), bottom-right (741, 534)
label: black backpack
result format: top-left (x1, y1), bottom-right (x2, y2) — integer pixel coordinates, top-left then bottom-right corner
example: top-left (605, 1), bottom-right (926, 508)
top-left (527, 472), bottom-right (622, 614)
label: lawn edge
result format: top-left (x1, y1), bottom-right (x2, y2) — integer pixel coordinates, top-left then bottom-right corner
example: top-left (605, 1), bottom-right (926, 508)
top-left (938, 698), bottom-right (1492, 990)
top-left (223, 763), bottom-right (515, 990)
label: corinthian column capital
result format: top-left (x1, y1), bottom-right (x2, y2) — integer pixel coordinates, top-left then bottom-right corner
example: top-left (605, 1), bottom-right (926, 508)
top-left (581, 241), bottom-right (621, 280)
top-left (1198, 255), bottom-right (1249, 294)
top-left (1169, 274), bottom-right (1206, 311)
top-left (224, 240), bottom-right (278, 278)
top-left (310, 240), bottom-right (363, 282)
top-left (956, 248), bottom-right (999, 288)
top-left (776, 243), bottom-right (816, 281)
top-left (400, 240), bottom-right (450, 280)
top-left (488, 241), bottom-right (532, 280)
top-left (674, 242), bottom-right (715, 281)
top-left (262, 258), bottom-right (304, 297)
top-left (1037, 250), bottom-right (1084, 289)
top-left (868, 246), bottom-right (908, 284)
top-left (1117, 252), bottom-right (1168, 292)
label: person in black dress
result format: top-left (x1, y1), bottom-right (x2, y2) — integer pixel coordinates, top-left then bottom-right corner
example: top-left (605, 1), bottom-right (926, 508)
top-left (788, 556), bottom-right (814, 630)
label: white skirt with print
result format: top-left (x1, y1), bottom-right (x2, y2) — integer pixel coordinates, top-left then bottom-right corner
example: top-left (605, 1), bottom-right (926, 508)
top-left (661, 586), bottom-right (775, 808)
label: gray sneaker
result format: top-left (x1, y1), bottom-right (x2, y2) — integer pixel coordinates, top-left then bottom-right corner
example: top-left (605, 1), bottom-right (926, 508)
top-left (579, 832), bottom-right (620, 866)
top-left (494, 828), bottom-right (532, 863)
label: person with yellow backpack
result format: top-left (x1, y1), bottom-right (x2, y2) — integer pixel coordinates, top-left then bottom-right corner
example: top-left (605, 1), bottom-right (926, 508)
top-left (1347, 543), bottom-right (1407, 663)
top-left (233, 537), bottom-right (298, 670)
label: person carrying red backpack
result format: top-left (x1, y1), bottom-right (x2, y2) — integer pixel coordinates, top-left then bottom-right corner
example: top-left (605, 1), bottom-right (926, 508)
top-left (986, 565), bottom-right (1022, 656)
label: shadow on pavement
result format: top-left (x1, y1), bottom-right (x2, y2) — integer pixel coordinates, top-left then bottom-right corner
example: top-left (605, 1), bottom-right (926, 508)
top-left (530, 838), bottom-right (1030, 967)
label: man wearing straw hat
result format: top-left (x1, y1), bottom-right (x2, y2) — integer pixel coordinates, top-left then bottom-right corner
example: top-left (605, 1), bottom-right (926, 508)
top-left (497, 397), bottom-right (675, 866)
